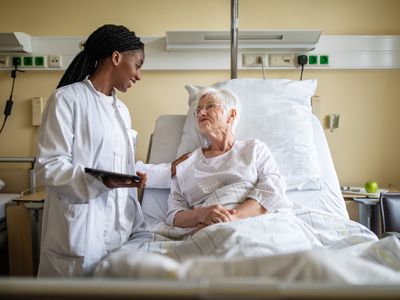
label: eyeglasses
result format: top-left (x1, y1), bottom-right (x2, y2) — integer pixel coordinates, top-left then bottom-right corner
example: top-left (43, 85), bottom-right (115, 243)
top-left (193, 102), bottom-right (223, 117)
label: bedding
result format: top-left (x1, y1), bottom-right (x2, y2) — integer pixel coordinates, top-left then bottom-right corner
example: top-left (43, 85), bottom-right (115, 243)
top-left (95, 208), bottom-right (400, 284)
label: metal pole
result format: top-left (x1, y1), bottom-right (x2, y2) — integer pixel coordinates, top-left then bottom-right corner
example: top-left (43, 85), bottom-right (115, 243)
top-left (231, 0), bottom-right (238, 79)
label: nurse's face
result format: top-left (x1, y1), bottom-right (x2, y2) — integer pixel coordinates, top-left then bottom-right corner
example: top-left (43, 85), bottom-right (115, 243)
top-left (112, 49), bottom-right (144, 93)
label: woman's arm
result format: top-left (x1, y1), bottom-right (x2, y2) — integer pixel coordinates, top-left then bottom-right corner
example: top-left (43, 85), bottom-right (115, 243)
top-left (230, 198), bottom-right (267, 221)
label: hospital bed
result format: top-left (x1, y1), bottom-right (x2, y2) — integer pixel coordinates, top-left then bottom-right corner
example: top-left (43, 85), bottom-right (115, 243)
top-left (1, 78), bottom-right (400, 299)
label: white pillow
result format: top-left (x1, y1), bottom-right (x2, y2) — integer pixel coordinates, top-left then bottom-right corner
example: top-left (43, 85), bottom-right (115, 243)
top-left (176, 78), bottom-right (321, 191)
top-left (0, 179), bottom-right (4, 191)
top-left (176, 84), bottom-right (209, 155)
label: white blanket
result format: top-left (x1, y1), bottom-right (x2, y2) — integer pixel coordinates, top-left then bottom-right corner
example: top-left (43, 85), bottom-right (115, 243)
top-left (94, 207), bottom-right (400, 283)
top-left (95, 183), bottom-right (400, 283)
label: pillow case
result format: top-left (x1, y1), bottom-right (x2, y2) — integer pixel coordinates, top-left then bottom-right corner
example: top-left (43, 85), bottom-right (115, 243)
top-left (176, 84), bottom-right (210, 156)
top-left (176, 78), bottom-right (321, 191)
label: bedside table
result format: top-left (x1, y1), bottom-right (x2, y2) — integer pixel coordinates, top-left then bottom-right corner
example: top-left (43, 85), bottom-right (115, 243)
top-left (351, 197), bottom-right (379, 235)
top-left (6, 190), bottom-right (45, 276)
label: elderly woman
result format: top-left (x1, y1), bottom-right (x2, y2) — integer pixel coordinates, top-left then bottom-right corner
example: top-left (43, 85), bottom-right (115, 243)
top-left (166, 87), bottom-right (293, 232)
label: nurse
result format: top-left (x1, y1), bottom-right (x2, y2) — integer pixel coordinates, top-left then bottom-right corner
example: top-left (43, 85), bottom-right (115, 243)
top-left (35, 24), bottom-right (170, 276)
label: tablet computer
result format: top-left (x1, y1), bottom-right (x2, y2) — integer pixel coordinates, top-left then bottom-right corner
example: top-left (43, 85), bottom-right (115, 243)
top-left (84, 167), bottom-right (141, 182)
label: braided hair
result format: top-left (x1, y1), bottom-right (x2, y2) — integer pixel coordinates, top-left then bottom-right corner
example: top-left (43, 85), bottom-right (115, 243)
top-left (57, 24), bottom-right (144, 88)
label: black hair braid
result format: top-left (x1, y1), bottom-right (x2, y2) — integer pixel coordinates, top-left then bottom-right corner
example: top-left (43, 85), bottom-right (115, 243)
top-left (57, 24), bottom-right (144, 89)
top-left (57, 51), bottom-right (96, 88)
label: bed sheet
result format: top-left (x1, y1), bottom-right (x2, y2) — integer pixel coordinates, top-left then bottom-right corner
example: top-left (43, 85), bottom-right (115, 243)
top-left (95, 208), bottom-right (400, 284)
top-left (286, 115), bottom-right (348, 218)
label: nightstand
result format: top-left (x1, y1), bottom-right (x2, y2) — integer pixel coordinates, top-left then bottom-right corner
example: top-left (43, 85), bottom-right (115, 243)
top-left (6, 190), bottom-right (45, 276)
top-left (342, 186), bottom-right (400, 237)
top-left (351, 197), bottom-right (379, 235)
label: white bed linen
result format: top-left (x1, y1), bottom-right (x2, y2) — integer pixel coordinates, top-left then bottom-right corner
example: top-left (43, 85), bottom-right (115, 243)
top-left (95, 208), bottom-right (400, 283)
top-left (286, 115), bottom-right (348, 218)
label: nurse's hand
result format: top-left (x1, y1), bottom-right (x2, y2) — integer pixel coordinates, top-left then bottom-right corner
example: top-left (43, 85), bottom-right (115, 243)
top-left (171, 152), bottom-right (191, 177)
top-left (102, 171), bottom-right (147, 189)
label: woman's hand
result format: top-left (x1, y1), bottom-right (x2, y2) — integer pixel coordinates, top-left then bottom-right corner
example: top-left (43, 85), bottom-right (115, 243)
top-left (102, 171), bottom-right (147, 189)
top-left (171, 152), bottom-right (191, 177)
top-left (197, 204), bottom-right (235, 225)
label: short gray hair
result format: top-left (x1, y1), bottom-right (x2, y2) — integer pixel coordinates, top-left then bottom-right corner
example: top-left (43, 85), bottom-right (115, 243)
top-left (196, 87), bottom-right (241, 131)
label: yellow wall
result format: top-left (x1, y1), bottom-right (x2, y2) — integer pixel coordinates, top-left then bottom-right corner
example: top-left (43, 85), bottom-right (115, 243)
top-left (0, 0), bottom-right (399, 191)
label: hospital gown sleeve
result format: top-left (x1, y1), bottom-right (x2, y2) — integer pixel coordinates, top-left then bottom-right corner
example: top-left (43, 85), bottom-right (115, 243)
top-left (135, 161), bottom-right (171, 189)
top-left (35, 91), bottom-right (109, 203)
top-left (246, 140), bottom-right (293, 212)
top-left (166, 177), bottom-right (191, 226)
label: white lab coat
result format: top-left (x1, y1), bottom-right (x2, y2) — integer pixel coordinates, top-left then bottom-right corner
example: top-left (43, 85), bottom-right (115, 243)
top-left (35, 78), bottom-right (170, 277)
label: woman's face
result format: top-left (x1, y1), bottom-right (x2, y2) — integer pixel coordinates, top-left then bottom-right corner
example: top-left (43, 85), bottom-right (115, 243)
top-left (112, 49), bottom-right (144, 92)
top-left (196, 94), bottom-right (228, 135)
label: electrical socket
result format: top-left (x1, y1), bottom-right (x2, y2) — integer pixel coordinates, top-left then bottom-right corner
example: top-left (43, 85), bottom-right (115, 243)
top-left (48, 55), bottom-right (62, 68)
top-left (0, 55), bottom-right (10, 68)
top-left (35, 56), bottom-right (46, 68)
top-left (269, 54), bottom-right (296, 67)
top-left (307, 54), bottom-right (330, 67)
top-left (23, 56), bottom-right (34, 67)
top-left (243, 53), bottom-right (267, 67)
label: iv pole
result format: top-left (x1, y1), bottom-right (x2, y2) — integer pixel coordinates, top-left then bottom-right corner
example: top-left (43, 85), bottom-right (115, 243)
top-left (230, 0), bottom-right (238, 79)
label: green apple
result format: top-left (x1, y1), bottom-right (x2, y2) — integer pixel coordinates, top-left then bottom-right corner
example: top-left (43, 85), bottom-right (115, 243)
top-left (365, 180), bottom-right (379, 193)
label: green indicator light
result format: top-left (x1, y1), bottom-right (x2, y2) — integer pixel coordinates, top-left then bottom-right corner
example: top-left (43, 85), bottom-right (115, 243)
top-left (23, 56), bottom-right (33, 66)
top-left (12, 56), bottom-right (22, 66)
top-left (320, 55), bottom-right (329, 65)
top-left (35, 56), bottom-right (45, 66)
top-left (308, 55), bottom-right (318, 65)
